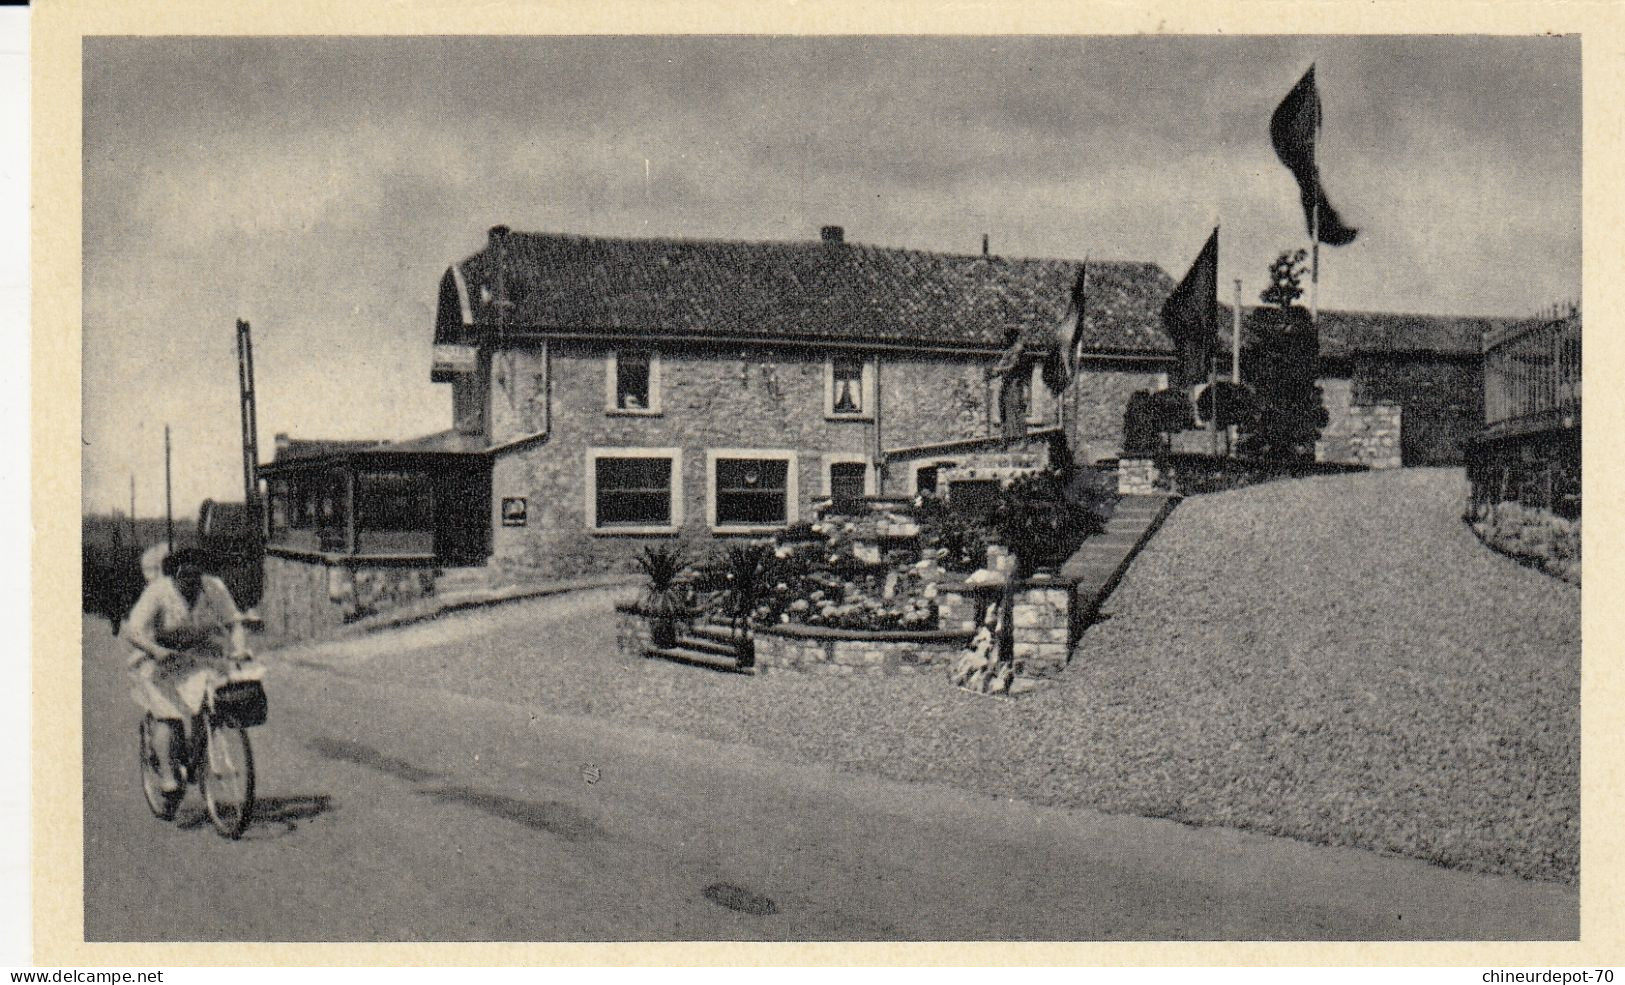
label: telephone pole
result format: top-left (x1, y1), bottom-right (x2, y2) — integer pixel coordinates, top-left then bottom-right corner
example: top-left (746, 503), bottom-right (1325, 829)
top-left (164, 424), bottom-right (174, 552)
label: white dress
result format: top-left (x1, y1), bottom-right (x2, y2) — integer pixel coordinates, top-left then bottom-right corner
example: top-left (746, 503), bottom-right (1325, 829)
top-left (123, 575), bottom-right (242, 721)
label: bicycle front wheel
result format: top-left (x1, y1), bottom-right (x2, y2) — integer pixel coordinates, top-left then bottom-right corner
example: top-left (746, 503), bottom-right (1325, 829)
top-left (199, 718), bottom-right (255, 839)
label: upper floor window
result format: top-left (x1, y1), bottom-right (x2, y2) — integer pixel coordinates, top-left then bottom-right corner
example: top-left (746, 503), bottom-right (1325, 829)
top-left (825, 356), bottom-right (874, 419)
top-left (607, 349), bottom-right (661, 415)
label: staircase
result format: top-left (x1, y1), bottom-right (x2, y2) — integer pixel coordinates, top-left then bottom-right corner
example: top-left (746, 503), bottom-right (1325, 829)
top-left (644, 622), bottom-right (756, 674)
top-left (1059, 493), bottom-right (1181, 624)
top-left (434, 566), bottom-right (494, 605)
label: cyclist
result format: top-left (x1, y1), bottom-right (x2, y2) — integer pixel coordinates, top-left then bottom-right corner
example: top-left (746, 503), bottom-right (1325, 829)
top-left (123, 547), bottom-right (250, 793)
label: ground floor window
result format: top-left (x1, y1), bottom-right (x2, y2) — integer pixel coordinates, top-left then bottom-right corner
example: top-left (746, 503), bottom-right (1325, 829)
top-left (829, 462), bottom-right (868, 502)
top-left (708, 450), bottom-right (797, 530)
top-left (908, 459), bottom-right (957, 497)
top-left (587, 448), bottom-right (682, 532)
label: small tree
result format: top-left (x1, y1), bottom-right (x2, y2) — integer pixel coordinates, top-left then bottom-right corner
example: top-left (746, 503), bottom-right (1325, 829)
top-left (1242, 251), bottom-right (1328, 461)
top-left (1260, 249), bottom-right (1309, 310)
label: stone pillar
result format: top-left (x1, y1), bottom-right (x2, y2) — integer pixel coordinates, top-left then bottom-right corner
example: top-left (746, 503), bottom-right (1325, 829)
top-left (1117, 457), bottom-right (1160, 495)
top-left (1011, 584), bottom-right (1074, 678)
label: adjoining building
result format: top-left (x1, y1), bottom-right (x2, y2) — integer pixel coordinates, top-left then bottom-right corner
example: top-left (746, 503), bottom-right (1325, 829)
top-left (1209, 306), bottom-right (1515, 469)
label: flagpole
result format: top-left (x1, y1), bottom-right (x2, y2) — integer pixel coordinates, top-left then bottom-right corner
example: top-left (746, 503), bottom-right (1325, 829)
top-left (1311, 69), bottom-right (1321, 326)
top-left (1230, 277), bottom-right (1243, 455)
top-left (1311, 202), bottom-right (1320, 325)
top-left (1208, 225), bottom-right (1219, 458)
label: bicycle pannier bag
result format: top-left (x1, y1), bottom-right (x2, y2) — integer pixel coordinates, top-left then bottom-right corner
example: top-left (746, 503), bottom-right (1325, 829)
top-left (212, 680), bottom-right (268, 728)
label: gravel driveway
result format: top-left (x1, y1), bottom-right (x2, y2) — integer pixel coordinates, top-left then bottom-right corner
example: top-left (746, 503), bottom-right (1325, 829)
top-left (275, 467), bottom-right (1579, 885)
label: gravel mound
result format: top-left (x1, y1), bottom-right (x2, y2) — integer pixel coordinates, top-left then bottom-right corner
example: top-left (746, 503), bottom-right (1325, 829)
top-left (336, 467), bottom-right (1578, 885)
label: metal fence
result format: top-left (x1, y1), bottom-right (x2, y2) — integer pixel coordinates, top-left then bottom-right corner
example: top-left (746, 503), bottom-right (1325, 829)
top-left (1483, 305), bottom-right (1580, 436)
top-left (1467, 303), bottom-right (1581, 520)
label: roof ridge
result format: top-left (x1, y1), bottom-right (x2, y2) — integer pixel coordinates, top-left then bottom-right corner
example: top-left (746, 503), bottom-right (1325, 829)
top-left (1228, 302), bottom-right (1525, 324)
top-left (497, 228), bottom-right (1161, 270)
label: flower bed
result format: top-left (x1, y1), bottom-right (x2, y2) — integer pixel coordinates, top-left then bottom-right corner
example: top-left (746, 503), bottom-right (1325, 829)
top-left (1469, 501), bottom-right (1581, 585)
top-left (742, 502), bottom-right (943, 633)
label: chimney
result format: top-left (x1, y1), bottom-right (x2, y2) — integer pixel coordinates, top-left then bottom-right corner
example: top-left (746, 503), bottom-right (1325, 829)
top-left (488, 225), bottom-right (513, 320)
top-left (820, 225), bottom-right (844, 244)
top-left (273, 433), bottom-right (290, 456)
top-left (982, 234), bottom-right (989, 257)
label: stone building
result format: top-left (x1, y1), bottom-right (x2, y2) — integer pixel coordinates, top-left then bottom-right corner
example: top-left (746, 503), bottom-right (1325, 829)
top-left (430, 225), bottom-right (1175, 581)
top-left (257, 224), bottom-right (1183, 632)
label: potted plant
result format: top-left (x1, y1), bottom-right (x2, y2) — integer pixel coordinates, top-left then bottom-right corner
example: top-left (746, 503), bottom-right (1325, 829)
top-left (633, 545), bottom-right (692, 649)
top-left (695, 542), bottom-right (773, 666)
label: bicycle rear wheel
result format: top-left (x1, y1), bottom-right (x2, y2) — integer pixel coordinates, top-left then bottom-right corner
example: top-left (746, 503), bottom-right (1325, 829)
top-left (200, 718), bottom-right (255, 839)
top-left (138, 716), bottom-right (182, 821)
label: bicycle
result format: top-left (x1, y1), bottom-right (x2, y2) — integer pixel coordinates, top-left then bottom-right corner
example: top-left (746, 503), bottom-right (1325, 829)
top-left (138, 657), bottom-right (267, 839)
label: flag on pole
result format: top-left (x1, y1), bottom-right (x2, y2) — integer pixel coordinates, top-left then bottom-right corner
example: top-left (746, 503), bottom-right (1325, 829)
top-left (1270, 65), bottom-right (1358, 247)
top-left (1042, 264), bottom-right (1088, 393)
top-left (1161, 228), bottom-right (1219, 388)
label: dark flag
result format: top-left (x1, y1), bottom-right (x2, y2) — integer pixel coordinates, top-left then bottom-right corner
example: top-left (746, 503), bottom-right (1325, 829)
top-left (1042, 264), bottom-right (1088, 393)
top-left (1161, 229), bottom-right (1218, 387)
top-left (1270, 65), bottom-right (1358, 247)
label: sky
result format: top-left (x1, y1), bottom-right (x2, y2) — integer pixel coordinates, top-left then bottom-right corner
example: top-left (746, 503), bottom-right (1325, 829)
top-left (81, 35), bottom-right (1581, 517)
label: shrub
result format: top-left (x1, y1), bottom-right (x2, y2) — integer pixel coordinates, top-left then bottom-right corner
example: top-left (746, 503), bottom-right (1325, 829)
top-left (1124, 388), bottom-right (1197, 454)
top-left (1243, 261), bottom-right (1329, 461)
top-left (992, 469), bottom-right (1106, 577)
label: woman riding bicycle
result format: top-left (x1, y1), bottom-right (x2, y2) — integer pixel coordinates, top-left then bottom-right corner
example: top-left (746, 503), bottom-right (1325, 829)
top-left (122, 546), bottom-right (250, 794)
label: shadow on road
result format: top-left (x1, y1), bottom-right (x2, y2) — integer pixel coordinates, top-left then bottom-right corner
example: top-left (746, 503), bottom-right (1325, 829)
top-left (171, 794), bottom-right (337, 840)
top-left (419, 785), bottom-right (607, 842)
top-left (307, 735), bottom-right (440, 783)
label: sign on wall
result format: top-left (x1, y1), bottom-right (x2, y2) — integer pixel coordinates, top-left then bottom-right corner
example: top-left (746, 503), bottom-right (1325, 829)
top-left (500, 497), bottom-right (528, 527)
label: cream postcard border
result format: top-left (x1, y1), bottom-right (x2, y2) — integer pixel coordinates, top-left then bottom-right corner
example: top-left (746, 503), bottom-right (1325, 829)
top-left (30, 0), bottom-right (1625, 967)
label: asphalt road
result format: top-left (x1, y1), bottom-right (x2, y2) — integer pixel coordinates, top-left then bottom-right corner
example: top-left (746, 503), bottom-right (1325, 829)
top-left (81, 609), bottom-right (1578, 942)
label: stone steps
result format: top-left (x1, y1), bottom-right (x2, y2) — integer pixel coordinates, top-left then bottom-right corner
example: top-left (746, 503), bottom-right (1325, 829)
top-left (1062, 494), bottom-right (1182, 627)
top-left (642, 644), bottom-right (755, 675)
top-left (674, 632), bottom-right (744, 659)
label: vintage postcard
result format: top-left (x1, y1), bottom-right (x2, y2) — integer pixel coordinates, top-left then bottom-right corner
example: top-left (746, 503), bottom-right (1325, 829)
top-left (30, 0), bottom-right (1624, 968)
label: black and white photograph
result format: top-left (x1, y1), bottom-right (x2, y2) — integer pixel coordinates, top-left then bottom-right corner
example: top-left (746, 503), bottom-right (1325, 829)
top-left (68, 29), bottom-right (1583, 946)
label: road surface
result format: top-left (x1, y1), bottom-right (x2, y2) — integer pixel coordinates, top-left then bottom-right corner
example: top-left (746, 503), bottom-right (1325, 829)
top-left (82, 610), bottom-right (1577, 941)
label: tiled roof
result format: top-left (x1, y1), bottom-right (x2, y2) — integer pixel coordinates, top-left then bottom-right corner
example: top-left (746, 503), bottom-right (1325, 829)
top-left (268, 430), bottom-right (483, 465)
top-left (1313, 309), bottom-right (1510, 358)
top-left (271, 437), bottom-right (382, 462)
top-left (440, 230), bottom-right (1178, 355)
top-left (1215, 305), bottom-right (1513, 358)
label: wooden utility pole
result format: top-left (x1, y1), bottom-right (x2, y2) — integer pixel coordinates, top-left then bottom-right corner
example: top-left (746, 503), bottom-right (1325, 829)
top-left (129, 474), bottom-right (137, 547)
top-left (164, 424), bottom-right (174, 552)
top-left (236, 319), bottom-right (262, 539)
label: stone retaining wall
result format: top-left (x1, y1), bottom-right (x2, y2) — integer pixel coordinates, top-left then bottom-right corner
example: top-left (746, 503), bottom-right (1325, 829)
top-left (261, 553), bottom-right (440, 641)
top-left (752, 625), bottom-right (972, 675)
top-left (937, 578), bottom-right (1079, 679)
